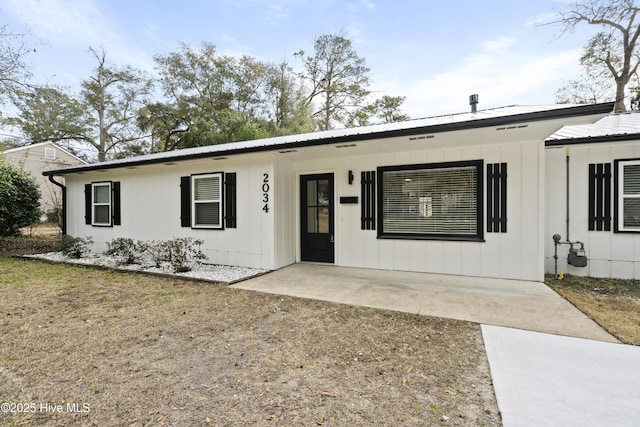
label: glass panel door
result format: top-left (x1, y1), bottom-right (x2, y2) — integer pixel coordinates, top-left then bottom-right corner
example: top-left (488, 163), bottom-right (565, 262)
top-left (301, 174), bottom-right (334, 263)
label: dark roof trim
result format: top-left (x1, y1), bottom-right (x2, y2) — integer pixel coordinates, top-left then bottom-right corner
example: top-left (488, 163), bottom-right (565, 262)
top-left (546, 132), bottom-right (640, 147)
top-left (44, 102), bottom-right (614, 176)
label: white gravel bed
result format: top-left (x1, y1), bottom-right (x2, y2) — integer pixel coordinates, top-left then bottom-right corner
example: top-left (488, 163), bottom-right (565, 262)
top-left (23, 252), bottom-right (269, 284)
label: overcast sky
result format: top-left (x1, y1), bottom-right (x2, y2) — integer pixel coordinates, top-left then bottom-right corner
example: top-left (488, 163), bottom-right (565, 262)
top-left (0, 0), bottom-right (600, 119)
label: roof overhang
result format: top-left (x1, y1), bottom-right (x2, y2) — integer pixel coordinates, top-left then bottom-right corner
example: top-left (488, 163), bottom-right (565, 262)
top-left (546, 133), bottom-right (640, 146)
top-left (43, 102), bottom-right (614, 176)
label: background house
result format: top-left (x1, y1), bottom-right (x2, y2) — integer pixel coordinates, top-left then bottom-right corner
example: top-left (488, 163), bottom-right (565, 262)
top-left (2, 142), bottom-right (87, 221)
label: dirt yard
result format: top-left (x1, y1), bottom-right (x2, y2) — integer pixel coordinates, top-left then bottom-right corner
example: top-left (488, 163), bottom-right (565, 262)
top-left (0, 257), bottom-right (501, 426)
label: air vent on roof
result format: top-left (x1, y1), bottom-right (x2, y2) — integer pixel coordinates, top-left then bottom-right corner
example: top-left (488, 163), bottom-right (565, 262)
top-left (470, 94), bottom-right (479, 113)
top-left (279, 149), bottom-right (298, 154)
top-left (212, 157), bottom-right (228, 160)
top-left (335, 144), bottom-right (357, 148)
top-left (164, 162), bottom-right (177, 166)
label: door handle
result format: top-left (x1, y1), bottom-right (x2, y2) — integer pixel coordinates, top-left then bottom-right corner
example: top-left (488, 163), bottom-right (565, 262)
top-left (330, 235), bottom-right (335, 243)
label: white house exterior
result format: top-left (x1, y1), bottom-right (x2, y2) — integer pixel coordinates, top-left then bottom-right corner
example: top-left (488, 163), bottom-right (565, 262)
top-left (545, 112), bottom-right (640, 279)
top-left (44, 103), bottom-right (614, 282)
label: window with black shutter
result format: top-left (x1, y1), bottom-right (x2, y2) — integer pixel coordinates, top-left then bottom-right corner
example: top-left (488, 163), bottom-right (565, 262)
top-left (84, 181), bottom-right (120, 227)
top-left (181, 172), bottom-right (235, 229)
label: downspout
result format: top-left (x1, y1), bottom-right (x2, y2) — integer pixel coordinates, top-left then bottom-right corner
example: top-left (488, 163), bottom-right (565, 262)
top-left (48, 175), bottom-right (67, 235)
top-left (566, 147), bottom-right (570, 241)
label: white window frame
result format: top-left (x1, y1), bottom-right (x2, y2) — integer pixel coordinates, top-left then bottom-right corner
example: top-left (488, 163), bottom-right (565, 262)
top-left (92, 182), bottom-right (112, 226)
top-left (616, 159), bottom-right (640, 232)
top-left (192, 173), bottom-right (223, 229)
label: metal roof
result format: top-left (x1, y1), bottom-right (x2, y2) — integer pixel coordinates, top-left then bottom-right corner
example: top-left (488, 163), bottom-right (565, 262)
top-left (546, 111), bottom-right (640, 146)
top-left (43, 102), bottom-right (614, 176)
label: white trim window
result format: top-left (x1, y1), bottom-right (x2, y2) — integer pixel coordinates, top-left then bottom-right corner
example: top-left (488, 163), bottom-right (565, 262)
top-left (92, 182), bottom-right (112, 226)
top-left (192, 173), bottom-right (223, 228)
top-left (616, 159), bottom-right (640, 232)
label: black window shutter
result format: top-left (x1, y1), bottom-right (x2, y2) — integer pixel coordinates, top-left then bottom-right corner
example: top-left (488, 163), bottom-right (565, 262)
top-left (487, 163), bottom-right (507, 233)
top-left (588, 163), bottom-right (611, 231)
top-left (361, 171), bottom-right (376, 230)
top-left (84, 183), bottom-right (92, 225)
top-left (180, 176), bottom-right (191, 228)
top-left (112, 182), bottom-right (121, 226)
top-left (225, 173), bottom-right (237, 228)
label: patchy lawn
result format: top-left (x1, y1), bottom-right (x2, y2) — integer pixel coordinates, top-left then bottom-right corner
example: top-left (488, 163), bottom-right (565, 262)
top-left (0, 257), bottom-right (500, 426)
top-left (545, 275), bottom-right (640, 346)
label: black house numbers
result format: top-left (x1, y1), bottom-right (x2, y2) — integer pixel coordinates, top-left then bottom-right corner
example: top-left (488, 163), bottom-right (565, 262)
top-left (262, 173), bottom-right (270, 213)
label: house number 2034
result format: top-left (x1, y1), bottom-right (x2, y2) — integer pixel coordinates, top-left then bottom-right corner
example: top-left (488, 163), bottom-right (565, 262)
top-left (262, 173), bottom-right (270, 213)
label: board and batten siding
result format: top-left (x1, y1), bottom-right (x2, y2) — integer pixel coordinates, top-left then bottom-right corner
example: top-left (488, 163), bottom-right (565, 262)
top-left (292, 139), bottom-right (544, 281)
top-left (545, 140), bottom-right (640, 279)
top-left (65, 154), bottom-right (278, 270)
top-left (273, 156), bottom-right (296, 269)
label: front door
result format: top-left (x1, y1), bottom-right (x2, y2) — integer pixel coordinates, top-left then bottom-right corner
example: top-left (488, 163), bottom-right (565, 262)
top-left (301, 173), bottom-right (334, 263)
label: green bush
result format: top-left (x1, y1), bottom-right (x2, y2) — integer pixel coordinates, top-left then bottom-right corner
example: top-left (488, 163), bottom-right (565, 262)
top-left (145, 240), bottom-right (168, 268)
top-left (0, 160), bottom-right (41, 237)
top-left (163, 237), bottom-right (206, 273)
top-left (60, 235), bottom-right (93, 259)
top-left (105, 237), bottom-right (148, 265)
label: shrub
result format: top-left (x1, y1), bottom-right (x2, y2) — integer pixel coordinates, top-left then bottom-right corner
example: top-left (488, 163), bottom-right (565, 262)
top-left (105, 237), bottom-right (148, 265)
top-left (60, 235), bottom-right (93, 259)
top-left (163, 237), bottom-right (206, 273)
top-left (0, 160), bottom-right (41, 237)
top-left (145, 240), bottom-right (168, 268)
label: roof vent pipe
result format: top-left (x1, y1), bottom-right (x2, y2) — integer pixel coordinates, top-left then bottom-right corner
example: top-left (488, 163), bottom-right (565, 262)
top-left (470, 94), bottom-right (479, 113)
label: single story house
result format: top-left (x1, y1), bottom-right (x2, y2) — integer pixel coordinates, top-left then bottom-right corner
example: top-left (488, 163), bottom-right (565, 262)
top-left (2, 141), bottom-right (86, 218)
top-left (43, 102), bottom-right (617, 282)
top-left (545, 111), bottom-right (640, 279)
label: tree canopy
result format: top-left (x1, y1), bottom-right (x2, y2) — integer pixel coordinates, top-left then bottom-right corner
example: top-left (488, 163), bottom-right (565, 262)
top-left (3, 33), bottom-right (409, 161)
top-left (0, 25), bottom-right (33, 105)
top-left (548, 0), bottom-right (640, 111)
top-left (295, 33), bottom-right (372, 130)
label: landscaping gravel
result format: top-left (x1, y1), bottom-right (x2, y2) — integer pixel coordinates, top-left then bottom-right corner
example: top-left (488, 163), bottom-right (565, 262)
top-left (24, 251), bottom-right (269, 284)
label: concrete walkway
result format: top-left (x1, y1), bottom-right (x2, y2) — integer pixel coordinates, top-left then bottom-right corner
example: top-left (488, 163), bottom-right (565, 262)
top-left (233, 263), bottom-right (640, 426)
top-left (233, 263), bottom-right (617, 342)
top-left (482, 325), bottom-right (640, 427)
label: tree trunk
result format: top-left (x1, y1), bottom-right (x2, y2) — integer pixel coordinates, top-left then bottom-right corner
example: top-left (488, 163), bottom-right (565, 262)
top-left (614, 79), bottom-right (627, 112)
